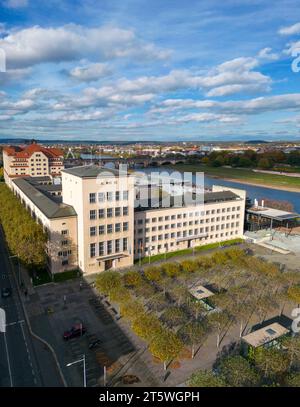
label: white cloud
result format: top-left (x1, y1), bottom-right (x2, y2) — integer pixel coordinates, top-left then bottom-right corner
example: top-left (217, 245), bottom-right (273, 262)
top-left (279, 22), bottom-right (300, 36)
top-left (154, 93), bottom-right (300, 116)
top-left (257, 47), bottom-right (280, 61)
top-left (0, 24), bottom-right (170, 69)
top-left (69, 63), bottom-right (111, 82)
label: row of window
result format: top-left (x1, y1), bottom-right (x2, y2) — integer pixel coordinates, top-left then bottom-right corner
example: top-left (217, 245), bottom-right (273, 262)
top-left (90, 207), bottom-right (129, 220)
top-left (135, 207), bottom-right (241, 225)
top-left (136, 215), bottom-right (240, 233)
top-left (135, 223), bottom-right (240, 243)
top-left (90, 222), bottom-right (129, 236)
top-left (89, 191), bottom-right (129, 204)
top-left (135, 230), bottom-right (240, 254)
top-left (90, 238), bottom-right (128, 257)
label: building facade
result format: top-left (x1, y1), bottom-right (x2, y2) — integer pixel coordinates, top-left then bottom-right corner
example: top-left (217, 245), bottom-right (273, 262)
top-left (61, 166), bottom-right (135, 274)
top-left (3, 143), bottom-right (64, 182)
top-left (5, 163), bottom-right (246, 276)
top-left (134, 185), bottom-right (245, 259)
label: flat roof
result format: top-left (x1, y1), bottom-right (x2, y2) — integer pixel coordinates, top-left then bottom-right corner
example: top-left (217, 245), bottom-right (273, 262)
top-left (61, 165), bottom-right (120, 178)
top-left (247, 206), bottom-right (299, 221)
top-left (135, 190), bottom-right (240, 212)
top-left (189, 285), bottom-right (214, 300)
top-left (242, 322), bottom-right (289, 348)
top-left (12, 178), bottom-right (76, 219)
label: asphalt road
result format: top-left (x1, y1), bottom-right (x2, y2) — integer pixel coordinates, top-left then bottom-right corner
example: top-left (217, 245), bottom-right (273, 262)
top-left (0, 228), bottom-right (41, 387)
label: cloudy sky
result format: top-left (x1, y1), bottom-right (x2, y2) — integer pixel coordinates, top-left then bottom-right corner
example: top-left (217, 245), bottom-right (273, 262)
top-left (1, 0), bottom-right (300, 141)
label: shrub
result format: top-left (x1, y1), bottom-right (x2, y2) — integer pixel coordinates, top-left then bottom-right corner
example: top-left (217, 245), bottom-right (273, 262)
top-left (123, 270), bottom-right (143, 288)
top-left (95, 271), bottom-right (121, 295)
top-left (144, 266), bottom-right (163, 282)
top-left (161, 262), bottom-right (181, 278)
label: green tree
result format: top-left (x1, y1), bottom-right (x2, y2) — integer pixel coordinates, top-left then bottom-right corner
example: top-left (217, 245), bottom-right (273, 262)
top-left (218, 355), bottom-right (260, 387)
top-left (132, 313), bottom-right (163, 342)
top-left (252, 347), bottom-right (290, 380)
top-left (179, 321), bottom-right (208, 358)
top-left (188, 370), bottom-right (226, 387)
top-left (161, 306), bottom-right (187, 328)
top-left (144, 266), bottom-right (163, 282)
top-left (123, 270), bottom-right (143, 287)
top-left (161, 262), bottom-right (181, 278)
top-left (284, 372), bottom-right (300, 387)
top-left (149, 330), bottom-right (183, 370)
top-left (287, 285), bottom-right (300, 306)
top-left (120, 300), bottom-right (144, 320)
top-left (95, 271), bottom-right (121, 297)
top-left (181, 260), bottom-right (198, 273)
top-left (258, 158), bottom-right (272, 169)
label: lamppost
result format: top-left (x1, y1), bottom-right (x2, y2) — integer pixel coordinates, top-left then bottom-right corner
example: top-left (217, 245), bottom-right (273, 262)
top-left (66, 354), bottom-right (86, 387)
top-left (9, 254), bottom-right (21, 286)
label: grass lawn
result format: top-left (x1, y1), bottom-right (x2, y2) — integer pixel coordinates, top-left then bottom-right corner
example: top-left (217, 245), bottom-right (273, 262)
top-left (32, 268), bottom-right (81, 285)
top-left (135, 238), bottom-right (243, 265)
top-left (168, 164), bottom-right (300, 191)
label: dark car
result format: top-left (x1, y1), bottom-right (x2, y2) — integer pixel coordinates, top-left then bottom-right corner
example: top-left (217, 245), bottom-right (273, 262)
top-left (63, 324), bottom-right (86, 341)
top-left (1, 287), bottom-right (12, 298)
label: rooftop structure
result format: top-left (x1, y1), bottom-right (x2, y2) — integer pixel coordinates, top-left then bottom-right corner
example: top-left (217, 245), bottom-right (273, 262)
top-left (189, 285), bottom-right (214, 301)
top-left (242, 322), bottom-right (289, 348)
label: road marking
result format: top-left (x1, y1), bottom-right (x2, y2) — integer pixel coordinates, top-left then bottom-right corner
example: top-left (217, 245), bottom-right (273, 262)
top-left (6, 319), bottom-right (25, 327)
top-left (3, 331), bottom-right (13, 387)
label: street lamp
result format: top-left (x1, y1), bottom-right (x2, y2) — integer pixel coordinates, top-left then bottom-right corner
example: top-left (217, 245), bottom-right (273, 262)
top-left (9, 254), bottom-right (21, 286)
top-left (66, 354), bottom-right (86, 387)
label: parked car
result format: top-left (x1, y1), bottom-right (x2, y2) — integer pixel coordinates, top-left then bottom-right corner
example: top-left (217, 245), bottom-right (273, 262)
top-left (1, 287), bottom-right (12, 298)
top-left (63, 324), bottom-right (86, 340)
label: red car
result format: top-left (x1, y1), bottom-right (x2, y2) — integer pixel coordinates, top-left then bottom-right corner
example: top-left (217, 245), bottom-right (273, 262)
top-left (63, 324), bottom-right (86, 340)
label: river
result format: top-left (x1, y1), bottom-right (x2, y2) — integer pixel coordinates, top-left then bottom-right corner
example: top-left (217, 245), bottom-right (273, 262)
top-left (137, 167), bottom-right (300, 213)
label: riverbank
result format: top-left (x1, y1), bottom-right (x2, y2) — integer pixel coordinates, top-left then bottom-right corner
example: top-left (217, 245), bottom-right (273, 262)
top-left (167, 164), bottom-right (300, 193)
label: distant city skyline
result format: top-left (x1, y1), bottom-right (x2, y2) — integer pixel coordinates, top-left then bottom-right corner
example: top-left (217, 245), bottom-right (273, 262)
top-left (1, 0), bottom-right (300, 141)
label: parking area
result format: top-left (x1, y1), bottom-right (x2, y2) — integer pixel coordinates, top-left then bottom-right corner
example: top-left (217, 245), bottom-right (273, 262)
top-left (26, 279), bottom-right (158, 387)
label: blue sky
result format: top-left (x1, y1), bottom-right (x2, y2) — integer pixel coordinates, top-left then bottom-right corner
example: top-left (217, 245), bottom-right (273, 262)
top-left (1, 0), bottom-right (300, 141)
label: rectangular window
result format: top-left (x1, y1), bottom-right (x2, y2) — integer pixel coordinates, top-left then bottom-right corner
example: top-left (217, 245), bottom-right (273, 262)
top-left (99, 242), bottom-right (104, 256)
top-left (61, 230), bottom-right (68, 235)
top-left (107, 224), bottom-right (113, 233)
top-left (107, 208), bottom-right (113, 218)
top-left (123, 206), bottom-right (128, 216)
top-left (90, 226), bottom-right (96, 236)
top-left (98, 192), bottom-right (105, 202)
top-left (123, 222), bottom-right (128, 231)
top-left (115, 239), bottom-right (120, 253)
top-left (90, 210), bottom-right (96, 220)
top-left (115, 223), bottom-right (121, 233)
top-left (115, 207), bottom-right (121, 217)
top-left (89, 193), bottom-right (96, 203)
top-left (98, 209), bottom-right (105, 219)
top-left (123, 190), bottom-right (128, 200)
top-left (107, 240), bottom-right (113, 254)
top-left (107, 191), bottom-right (113, 202)
top-left (90, 243), bottom-right (96, 258)
top-left (123, 238), bottom-right (128, 251)
top-left (99, 225), bottom-right (105, 235)
top-left (115, 191), bottom-right (120, 201)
